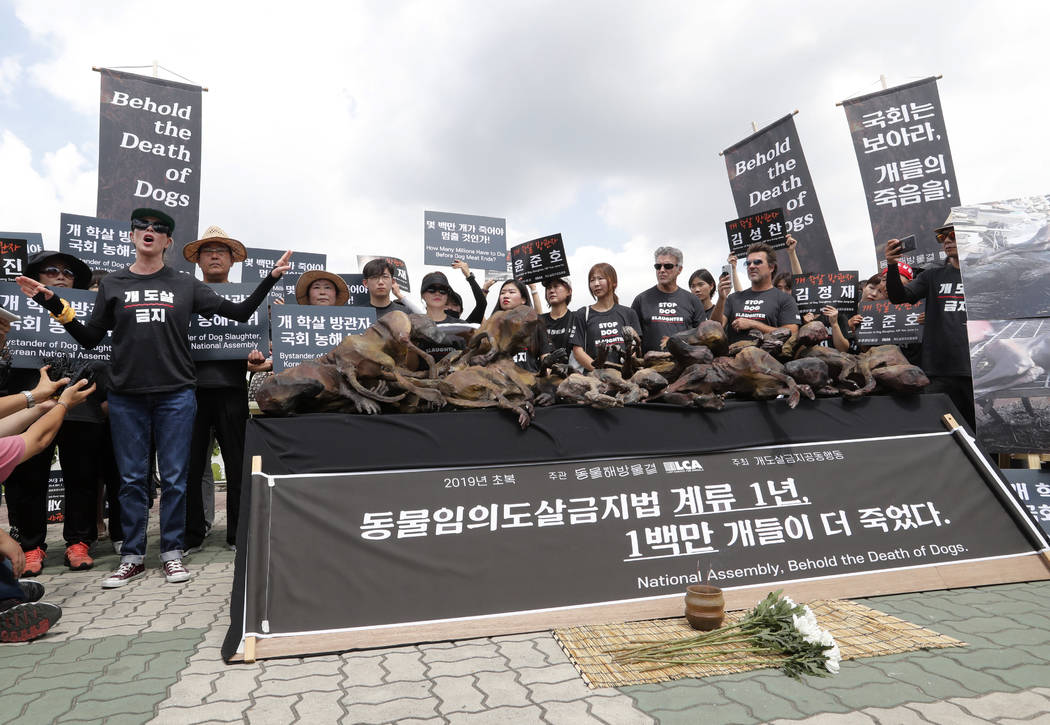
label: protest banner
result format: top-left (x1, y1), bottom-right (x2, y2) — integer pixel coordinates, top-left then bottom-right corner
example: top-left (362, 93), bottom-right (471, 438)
top-left (270, 304), bottom-right (377, 371)
top-left (188, 283), bottom-right (269, 361)
top-left (424, 211), bottom-right (507, 272)
top-left (0, 284), bottom-right (111, 367)
top-left (510, 234), bottom-right (569, 284)
top-left (722, 114), bottom-right (837, 271)
top-left (336, 274), bottom-right (371, 306)
top-left (46, 470), bottom-right (64, 525)
top-left (855, 299), bottom-right (925, 346)
top-left (0, 236), bottom-right (29, 281)
top-left (725, 209), bottom-right (787, 256)
top-left (791, 271), bottom-right (859, 318)
top-left (242, 247), bottom-right (327, 303)
top-left (0, 232), bottom-right (43, 257)
top-left (96, 68), bottom-right (201, 274)
top-left (1005, 469), bottom-right (1050, 539)
top-left (59, 212), bottom-right (136, 273)
top-left (840, 77), bottom-right (960, 270)
top-left (357, 255), bottom-right (411, 293)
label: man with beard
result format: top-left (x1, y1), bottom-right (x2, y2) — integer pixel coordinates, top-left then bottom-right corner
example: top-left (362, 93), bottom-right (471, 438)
top-left (714, 242), bottom-right (800, 344)
top-left (631, 246), bottom-right (706, 352)
top-left (885, 224), bottom-right (973, 428)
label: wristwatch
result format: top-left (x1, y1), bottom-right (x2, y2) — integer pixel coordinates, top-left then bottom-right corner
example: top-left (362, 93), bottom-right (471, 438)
top-left (21, 390), bottom-right (35, 409)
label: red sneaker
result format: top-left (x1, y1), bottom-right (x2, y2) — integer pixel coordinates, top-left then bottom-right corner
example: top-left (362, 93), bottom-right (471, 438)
top-left (64, 542), bottom-right (94, 571)
top-left (101, 562), bottom-right (146, 589)
top-left (22, 548), bottom-right (45, 577)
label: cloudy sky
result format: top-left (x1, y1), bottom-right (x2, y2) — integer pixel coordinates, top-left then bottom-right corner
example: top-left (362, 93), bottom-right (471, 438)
top-left (1, 0), bottom-right (1047, 310)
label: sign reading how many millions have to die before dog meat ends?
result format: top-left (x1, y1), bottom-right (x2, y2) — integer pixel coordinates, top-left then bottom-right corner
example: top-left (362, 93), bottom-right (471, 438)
top-left (424, 210), bottom-right (507, 272)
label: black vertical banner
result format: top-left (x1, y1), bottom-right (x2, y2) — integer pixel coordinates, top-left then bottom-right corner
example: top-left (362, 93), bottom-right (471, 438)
top-left (96, 69), bottom-right (201, 273)
top-left (840, 77), bottom-right (960, 269)
top-left (723, 114), bottom-right (838, 272)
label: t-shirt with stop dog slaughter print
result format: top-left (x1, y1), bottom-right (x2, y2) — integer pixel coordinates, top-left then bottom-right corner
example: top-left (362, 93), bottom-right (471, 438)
top-left (569, 304), bottom-right (642, 366)
top-left (723, 287), bottom-right (801, 344)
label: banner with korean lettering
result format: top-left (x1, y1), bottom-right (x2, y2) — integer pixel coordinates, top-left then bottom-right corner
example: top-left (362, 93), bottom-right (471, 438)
top-left (723, 114), bottom-right (837, 272)
top-left (424, 210), bottom-right (507, 271)
top-left (357, 255), bottom-right (411, 293)
top-left (188, 283), bottom-right (269, 361)
top-left (855, 300), bottom-right (924, 346)
top-left (841, 77), bottom-right (960, 269)
top-left (59, 213), bottom-right (136, 274)
top-left (0, 284), bottom-right (111, 367)
top-left (0, 232), bottom-right (43, 258)
top-left (791, 271), bottom-right (859, 318)
top-left (271, 304), bottom-right (377, 371)
top-left (242, 431), bottom-right (1034, 642)
top-left (242, 247), bottom-right (327, 304)
top-left (510, 233), bottom-right (569, 284)
top-left (726, 209), bottom-right (787, 256)
top-left (338, 274), bottom-right (371, 306)
top-left (1004, 469), bottom-right (1050, 539)
top-left (96, 68), bottom-right (201, 274)
top-left (0, 236), bottom-right (29, 281)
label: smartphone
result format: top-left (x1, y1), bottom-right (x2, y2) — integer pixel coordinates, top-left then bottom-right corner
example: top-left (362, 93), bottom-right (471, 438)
top-left (898, 235), bottom-right (916, 253)
top-left (721, 264), bottom-right (732, 278)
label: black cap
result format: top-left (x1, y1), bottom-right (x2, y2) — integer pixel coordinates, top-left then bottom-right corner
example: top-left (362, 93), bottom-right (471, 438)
top-left (421, 271), bottom-right (453, 293)
top-left (131, 207), bottom-right (176, 233)
top-left (27, 251), bottom-right (93, 290)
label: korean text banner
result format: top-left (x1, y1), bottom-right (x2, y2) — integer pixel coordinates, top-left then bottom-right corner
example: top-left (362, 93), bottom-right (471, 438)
top-left (424, 211), bottom-right (507, 271)
top-left (96, 68), bottom-right (201, 274)
top-left (840, 77), bottom-right (960, 270)
top-left (856, 300), bottom-right (925, 346)
top-left (510, 233), bottom-right (569, 284)
top-left (189, 283), bottom-right (269, 361)
top-left (242, 247), bottom-right (327, 303)
top-left (271, 304), bottom-right (377, 371)
top-left (338, 274), bottom-right (371, 306)
top-left (0, 284), bottom-right (112, 367)
top-left (357, 255), bottom-right (411, 293)
top-left (0, 232), bottom-right (43, 258)
top-left (792, 271), bottom-right (859, 317)
top-left (243, 431), bottom-right (1031, 639)
top-left (723, 115), bottom-right (837, 272)
top-left (726, 209), bottom-right (787, 256)
top-left (0, 237), bottom-right (29, 281)
top-left (60, 213), bottom-right (136, 274)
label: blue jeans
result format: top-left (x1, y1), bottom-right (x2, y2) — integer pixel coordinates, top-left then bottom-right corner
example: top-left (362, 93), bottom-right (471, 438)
top-left (107, 388), bottom-right (197, 564)
top-left (1, 560), bottom-right (23, 601)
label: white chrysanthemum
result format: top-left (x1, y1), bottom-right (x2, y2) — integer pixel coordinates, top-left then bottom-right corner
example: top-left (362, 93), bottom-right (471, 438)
top-left (791, 605), bottom-right (821, 642)
top-left (825, 641), bottom-right (842, 674)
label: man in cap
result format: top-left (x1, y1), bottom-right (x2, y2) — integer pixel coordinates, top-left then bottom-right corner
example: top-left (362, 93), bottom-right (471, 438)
top-left (885, 224), bottom-right (973, 427)
top-left (631, 246), bottom-right (707, 353)
top-left (4, 250), bottom-right (105, 574)
top-left (182, 227), bottom-right (266, 554)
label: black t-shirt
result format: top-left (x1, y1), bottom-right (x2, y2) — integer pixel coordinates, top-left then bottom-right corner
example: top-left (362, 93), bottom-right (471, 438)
top-left (63, 266), bottom-right (273, 394)
top-left (569, 305), bottom-right (642, 365)
top-left (630, 286), bottom-right (707, 352)
top-left (541, 310), bottom-right (575, 357)
top-left (723, 288), bottom-right (801, 344)
top-left (886, 262), bottom-right (968, 376)
top-left (372, 299), bottom-right (408, 318)
top-left (194, 359), bottom-right (248, 390)
top-left (4, 366), bottom-right (108, 424)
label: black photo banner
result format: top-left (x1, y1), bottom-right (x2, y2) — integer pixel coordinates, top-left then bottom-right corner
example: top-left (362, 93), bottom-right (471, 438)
top-left (242, 247), bottom-right (327, 303)
top-left (59, 212), bottom-right (136, 274)
top-left (840, 77), bottom-right (961, 270)
top-left (240, 429), bottom-right (1034, 644)
top-left (424, 210), bottom-right (507, 271)
top-left (510, 233), bottom-right (569, 284)
top-left (792, 271), bottom-right (859, 317)
top-left (0, 237), bottom-right (29, 281)
top-left (357, 255), bottom-right (411, 293)
top-left (271, 304), bottom-right (377, 371)
top-left (188, 283), bottom-right (269, 361)
top-left (97, 68), bottom-right (201, 273)
top-left (0, 284), bottom-right (111, 367)
top-left (855, 299), bottom-right (925, 346)
top-left (0, 232), bottom-right (43, 258)
top-left (723, 114), bottom-right (837, 272)
top-left (726, 209), bottom-right (787, 256)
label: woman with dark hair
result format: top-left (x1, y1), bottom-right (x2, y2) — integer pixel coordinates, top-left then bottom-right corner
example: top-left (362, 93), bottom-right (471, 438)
top-left (773, 272), bottom-right (794, 293)
top-left (688, 269), bottom-right (718, 316)
top-left (493, 279), bottom-right (549, 372)
top-left (569, 263), bottom-right (641, 372)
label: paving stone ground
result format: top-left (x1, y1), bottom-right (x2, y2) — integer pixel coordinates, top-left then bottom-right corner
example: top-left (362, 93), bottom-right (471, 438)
top-left (2, 493), bottom-right (1050, 724)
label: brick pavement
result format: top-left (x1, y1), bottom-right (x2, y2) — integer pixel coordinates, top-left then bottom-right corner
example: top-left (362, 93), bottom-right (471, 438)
top-left (2, 494), bottom-right (1050, 723)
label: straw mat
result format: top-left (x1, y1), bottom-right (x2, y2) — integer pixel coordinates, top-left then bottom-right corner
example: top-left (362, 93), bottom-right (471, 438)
top-left (552, 599), bottom-right (966, 688)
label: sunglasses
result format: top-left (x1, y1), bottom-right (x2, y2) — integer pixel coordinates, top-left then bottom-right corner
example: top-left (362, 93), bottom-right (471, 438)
top-left (423, 286), bottom-right (449, 295)
top-left (653, 263), bottom-right (678, 271)
top-left (746, 259), bottom-right (765, 267)
top-left (936, 230), bottom-right (955, 242)
top-left (131, 218), bottom-right (172, 235)
top-left (41, 266), bottom-right (75, 279)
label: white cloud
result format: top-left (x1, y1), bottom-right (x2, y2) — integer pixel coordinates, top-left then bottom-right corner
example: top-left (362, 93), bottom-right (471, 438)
top-left (0, 56), bottom-right (22, 97)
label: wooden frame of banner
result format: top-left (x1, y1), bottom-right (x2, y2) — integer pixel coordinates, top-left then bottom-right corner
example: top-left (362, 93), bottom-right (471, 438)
top-left (233, 550), bottom-right (1050, 662)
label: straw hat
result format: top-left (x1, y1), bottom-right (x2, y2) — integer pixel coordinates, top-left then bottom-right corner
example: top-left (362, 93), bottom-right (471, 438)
top-left (295, 270), bottom-right (350, 306)
top-left (182, 225), bottom-right (248, 263)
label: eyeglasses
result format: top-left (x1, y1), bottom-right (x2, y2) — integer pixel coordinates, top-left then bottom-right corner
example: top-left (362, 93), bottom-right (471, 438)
top-left (199, 245), bottom-right (230, 255)
top-left (367, 274), bottom-right (393, 282)
top-left (746, 259), bottom-right (765, 267)
top-left (41, 266), bottom-right (75, 279)
top-left (653, 263), bottom-right (678, 271)
top-left (131, 219), bottom-right (172, 235)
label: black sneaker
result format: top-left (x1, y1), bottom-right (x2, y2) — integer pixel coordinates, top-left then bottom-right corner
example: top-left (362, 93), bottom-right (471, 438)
top-left (101, 562), bottom-right (146, 588)
top-left (0, 600), bottom-right (62, 642)
top-left (17, 580), bottom-right (44, 603)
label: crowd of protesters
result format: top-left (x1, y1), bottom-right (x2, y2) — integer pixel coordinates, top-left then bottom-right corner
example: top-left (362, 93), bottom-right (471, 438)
top-left (0, 205), bottom-right (970, 643)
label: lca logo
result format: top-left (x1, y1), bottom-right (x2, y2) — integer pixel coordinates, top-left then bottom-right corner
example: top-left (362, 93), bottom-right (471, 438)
top-left (662, 459), bottom-right (704, 473)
